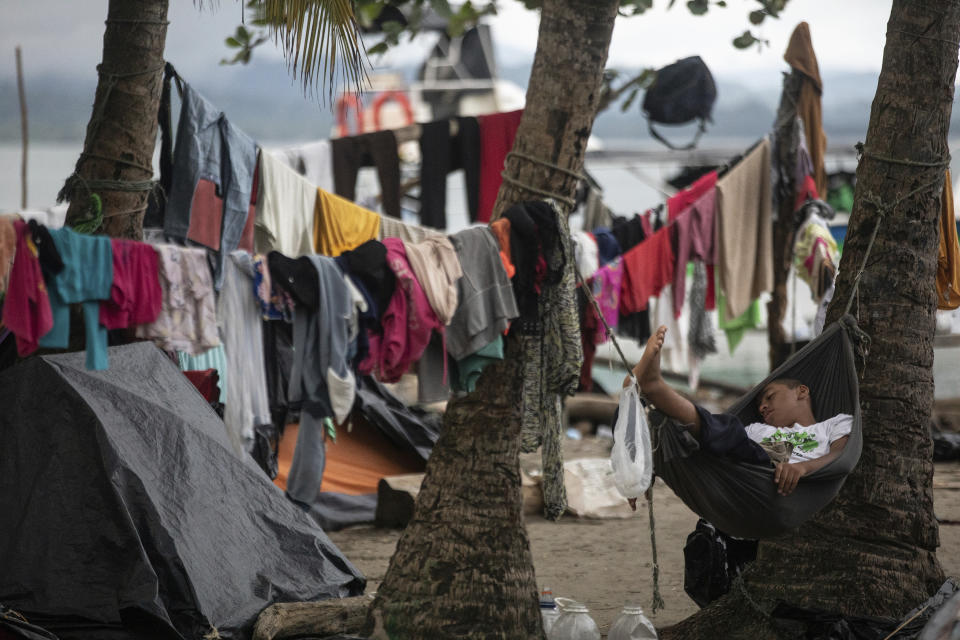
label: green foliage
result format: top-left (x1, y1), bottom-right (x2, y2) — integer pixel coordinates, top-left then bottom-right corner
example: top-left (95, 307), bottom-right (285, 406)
top-left (216, 0), bottom-right (790, 101)
top-left (221, 22), bottom-right (269, 65)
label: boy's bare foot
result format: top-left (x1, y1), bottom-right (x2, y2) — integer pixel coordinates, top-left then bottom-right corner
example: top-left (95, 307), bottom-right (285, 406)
top-left (632, 325), bottom-right (667, 394)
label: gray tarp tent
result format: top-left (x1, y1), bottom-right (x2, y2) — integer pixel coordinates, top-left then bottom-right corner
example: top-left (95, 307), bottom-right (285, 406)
top-left (0, 343), bottom-right (365, 640)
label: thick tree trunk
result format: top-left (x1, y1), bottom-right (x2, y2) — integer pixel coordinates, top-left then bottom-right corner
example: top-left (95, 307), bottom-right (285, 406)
top-left (364, 1), bottom-right (618, 637)
top-left (662, 2), bottom-right (955, 637)
top-left (62, 0), bottom-right (169, 240)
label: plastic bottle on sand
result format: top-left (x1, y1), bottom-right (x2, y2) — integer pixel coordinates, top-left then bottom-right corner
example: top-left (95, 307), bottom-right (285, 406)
top-left (540, 587), bottom-right (560, 635)
top-left (548, 597), bottom-right (601, 640)
top-left (608, 604), bottom-right (658, 640)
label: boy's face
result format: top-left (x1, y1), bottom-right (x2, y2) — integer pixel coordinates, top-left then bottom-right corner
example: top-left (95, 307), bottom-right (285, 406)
top-left (757, 382), bottom-right (809, 428)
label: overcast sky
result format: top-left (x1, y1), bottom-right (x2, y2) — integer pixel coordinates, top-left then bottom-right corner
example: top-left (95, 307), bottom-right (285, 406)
top-left (2, 0), bottom-right (891, 85)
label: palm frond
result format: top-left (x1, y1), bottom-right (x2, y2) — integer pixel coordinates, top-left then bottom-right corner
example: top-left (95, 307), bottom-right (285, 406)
top-left (255, 0), bottom-right (368, 102)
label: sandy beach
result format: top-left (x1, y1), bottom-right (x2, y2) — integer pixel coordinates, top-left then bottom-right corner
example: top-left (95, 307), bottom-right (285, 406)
top-left (329, 443), bottom-right (960, 635)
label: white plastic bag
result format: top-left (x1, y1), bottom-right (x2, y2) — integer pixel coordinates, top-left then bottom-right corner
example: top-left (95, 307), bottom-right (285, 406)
top-left (610, 377), bottom-right (653, 498)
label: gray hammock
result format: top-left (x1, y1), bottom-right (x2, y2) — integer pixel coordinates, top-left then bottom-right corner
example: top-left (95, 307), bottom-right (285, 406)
top-left (650, 315), bottom-right (864, 539)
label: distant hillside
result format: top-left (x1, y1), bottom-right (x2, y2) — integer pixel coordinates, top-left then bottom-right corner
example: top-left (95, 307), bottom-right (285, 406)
top-left (0, 62), bottom-right (912, 147)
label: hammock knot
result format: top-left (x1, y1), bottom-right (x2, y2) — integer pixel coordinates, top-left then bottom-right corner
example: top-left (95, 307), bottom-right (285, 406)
top-left (840, 314), bottom-right (871, 378)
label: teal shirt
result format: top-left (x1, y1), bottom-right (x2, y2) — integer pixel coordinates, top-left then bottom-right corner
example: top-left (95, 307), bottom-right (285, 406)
top-left (450, 335), bottom-right (505, 393)
top-left (38, 227), bottom-right (113, 370)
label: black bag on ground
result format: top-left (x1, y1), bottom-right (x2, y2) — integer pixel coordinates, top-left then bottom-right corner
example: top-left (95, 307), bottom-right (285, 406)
top-left (643, 55), bottom-right (717, 150)
top-left (683, 519), bottom-right (757, 608)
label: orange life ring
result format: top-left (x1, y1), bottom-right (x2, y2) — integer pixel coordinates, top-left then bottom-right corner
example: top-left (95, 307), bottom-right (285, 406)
top-left (371, 90), bottom-right (415, 131)
top-left (336, 93), bottom-right (364, 137)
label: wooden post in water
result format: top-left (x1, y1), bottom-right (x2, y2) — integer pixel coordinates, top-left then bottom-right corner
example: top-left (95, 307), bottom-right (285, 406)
top-left (15, 46), bottom-right (28, 210)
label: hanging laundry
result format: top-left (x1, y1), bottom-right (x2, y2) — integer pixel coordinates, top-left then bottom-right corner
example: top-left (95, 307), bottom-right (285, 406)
top-left (591, 226), bottom-right (622, 266)
top-left (334, 240), bottom-right (396, 323)
top-left (99, 239), bottom-right (162, 331)
top-left (592, 257), bottom-right (623, 343)
top-left (653, 284), bottom-right (687, 374)
top-left (218, 251), bottom-right (273, 456)
top-left (415, 333), bottom-right (450, 404)
top-left (137, 245), bottom-right (220, 356)
top-left (715, 137), bottom-right (774, 321)
top-left (582, 185), bottom-right (612, 231)
top-left (450, 335), bottom-right (505, 393)
top-left (784, 22), bottom-right (827, 197)
top-left (938, 169), bottom-right (960, 310)
top-left (178, 345), bottom-right (228, 404)
top-left (794, 120), bottom-right (815, 191)
top-left (418, 117), bottom-right (482, 228)
top-left (446, 226), bottom-right (520, 360)
top-left (37, 227), bottom-right (113, 370)
top-left (502, 202), bottom-right (548, 324)
top-left (343, 274), bottom-right (369, 355)
top-left (314, 188), bottom-right (381, 257)
top-left (163, 82), bottom-right (257, 288)
top-left (672, 185), bottom-right (716, 318)
top-left (620, 225), bottom-right (675, 314)
top-left (2, 220), bottom-right (55, 356)
top-left (273, 140), bottom-right (335, 192)
top-left (477, 109), bottom-right (524, 223)
top-left (0, 216), bottom-right (15, 295)
top-left (365, 237), bottom-right (443, 382)
top-left (378, 215), bottom-right (437, 244)
top-left (617, 311), bottom-right (652, 344)
top-left (579, 291), bottom-right (601, 392)
top-left (332, 130), bottom-right (402, 219)
top-left (402, 234), bottom-right (463, 326)
top-left (717, 293), bottom-right (762, 353)
top-left (668, 170), bottom-right (717, 222)
top-left (488, 217), bottom-right (515, 278)
top-left (794, 174), bottom-right (819, 210)
top-left (687, 261), bottom-right (718, 390)
top-left (286, 255), bottom-right (356, 505)
top-left (252, 254), bottom-right (294, 321)
top-left (237, 160), bottom-right (259, 253)
top-left (793, 210), bottom-right (838, 302)
top-left (255, 151), bottom-right (317, 258)
top-left (515, 201), bottom-right (581, 521)
top-left (262, 319), bottom-right (295, 428)
top-left (183, 369), bottom-right (221, 405)
top-left (571, 230), bottom-right (599, 281)
top-left (578, 257), bottom-right (622, 394)
top-left (610, 214), bottom-right (647, 254)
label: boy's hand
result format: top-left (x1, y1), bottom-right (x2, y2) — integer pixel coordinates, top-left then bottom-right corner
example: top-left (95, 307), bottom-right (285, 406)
top-left (774, 461), bottom-right (809, 496)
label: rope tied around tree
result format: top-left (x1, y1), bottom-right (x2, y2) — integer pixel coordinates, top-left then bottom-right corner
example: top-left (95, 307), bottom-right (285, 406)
top-left (842, 144), bottom-right (950, 320)
top-left (574, 266), bottom-right (664, 613)
top-left (58, 63), bottom-right (166, 231)
top-left (499, 151), bottom-right (589, 208)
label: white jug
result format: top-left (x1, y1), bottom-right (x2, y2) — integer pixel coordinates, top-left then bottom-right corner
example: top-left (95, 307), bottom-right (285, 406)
top-left (608, 604), bottom-right (658, 640)
top-left (548, 597), bottom-right (601, 640)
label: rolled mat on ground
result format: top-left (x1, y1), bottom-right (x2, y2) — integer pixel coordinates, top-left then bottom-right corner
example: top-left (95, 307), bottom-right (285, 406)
top-left (651, 316), bottom-right (863, 539)
top-left (0, 342), bottom-right (364, 640)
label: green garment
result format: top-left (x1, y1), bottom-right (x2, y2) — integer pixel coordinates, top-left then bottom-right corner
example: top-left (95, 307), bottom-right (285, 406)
top-left (450, 336), bottom-right (504, 393)
top-left (717, 292), bottom-right (762, 353)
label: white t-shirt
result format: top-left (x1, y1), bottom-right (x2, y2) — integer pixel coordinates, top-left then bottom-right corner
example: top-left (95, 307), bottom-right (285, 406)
top-left (745, 414), bottom-right (853, 464)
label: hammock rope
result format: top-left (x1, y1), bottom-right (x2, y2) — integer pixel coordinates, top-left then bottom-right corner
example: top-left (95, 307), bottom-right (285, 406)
top-left (574, 266), bottom-right (663, 613)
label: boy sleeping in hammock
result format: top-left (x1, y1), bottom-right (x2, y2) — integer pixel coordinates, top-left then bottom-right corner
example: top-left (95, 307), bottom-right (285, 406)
top-left (628, 325), bottom-right (852, 499)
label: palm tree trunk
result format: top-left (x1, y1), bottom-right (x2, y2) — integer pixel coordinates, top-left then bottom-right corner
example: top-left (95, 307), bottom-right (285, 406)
top-left (364, 1), bottom-right (618, 637)
top-left (662, 2), bottom-right (954, 637)
top-left (62, 0), bottom-right (169, 240)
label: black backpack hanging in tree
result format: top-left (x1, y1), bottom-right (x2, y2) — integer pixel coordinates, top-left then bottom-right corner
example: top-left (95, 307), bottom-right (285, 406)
top-left (642, 56), bottom-right (717, 150)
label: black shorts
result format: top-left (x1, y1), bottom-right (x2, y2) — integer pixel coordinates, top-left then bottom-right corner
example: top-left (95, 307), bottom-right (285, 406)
top-left (693, 405), bottom-right (770, 465)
